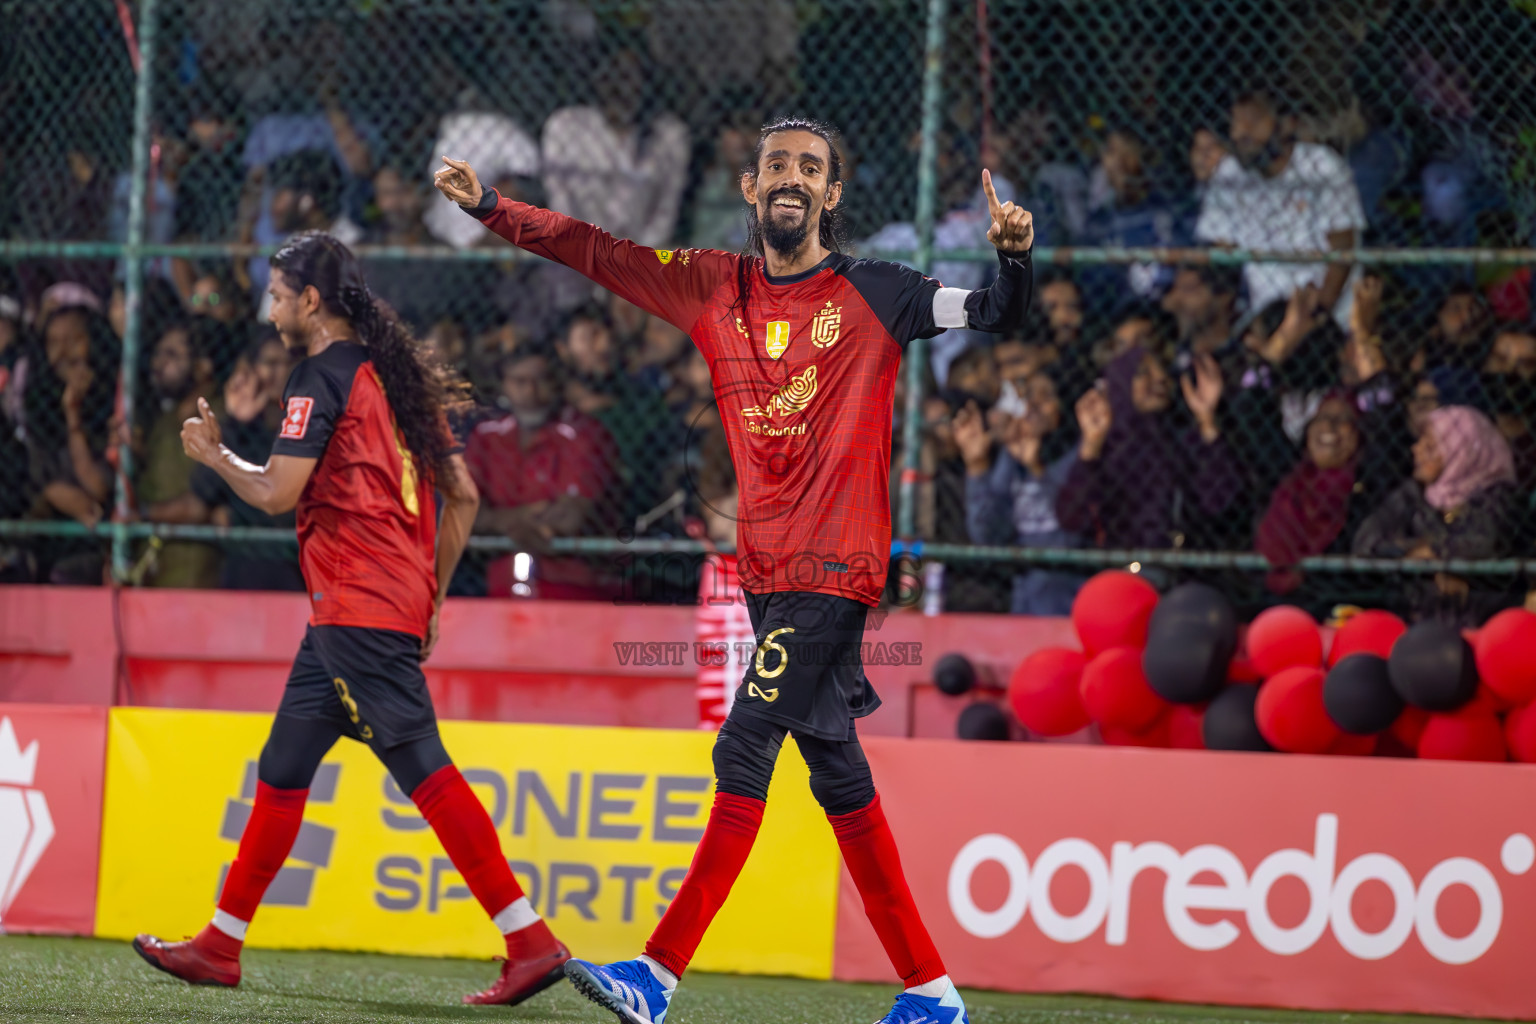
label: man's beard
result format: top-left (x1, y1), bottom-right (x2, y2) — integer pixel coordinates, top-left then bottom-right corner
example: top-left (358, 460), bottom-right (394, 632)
top-left (276, 320), bottom-right (309, 353)
top-left (1236, 132), bottom-right (1292, 173)
top-left (156, 376), bottom-right (193, 403)
top-left (760, 190), bottom-right (812, 255)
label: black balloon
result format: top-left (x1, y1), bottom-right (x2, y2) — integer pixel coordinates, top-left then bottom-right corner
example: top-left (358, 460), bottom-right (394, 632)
top-left (957, 702), bottom-right (1011, 741)
top-left (1202, 685), bottom-right (1273, 751)
top-left (1142, 584), bottom-right (1237, 703)
top-left (1323, 654), bottom-right (1403, 734)
top-left (933, 652), bottom-right (977, 696)
top-left (1387, 622), bottom-right (1479, 711)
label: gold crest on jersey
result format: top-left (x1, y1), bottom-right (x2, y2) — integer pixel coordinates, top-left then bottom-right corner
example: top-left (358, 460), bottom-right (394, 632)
top-left (811, 301), bottom-right (841, 348)
top-left (742, 364), bottom-right (818, 419)
top-left (765, 320), bottom-right (791, 359)
top-left (655, 249), bottom-right (674, 264)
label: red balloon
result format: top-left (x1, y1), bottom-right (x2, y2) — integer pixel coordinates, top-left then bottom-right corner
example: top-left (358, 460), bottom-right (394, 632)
top-left (1328, 732), bottom-right (1378, 756)
top-left (1475, 609), bottom-right (1536, 705)
top-left (1166, 704), bottom-right (1206, 749)
top-left (1327, 609), bottom-right (1408, 667)
top-left (1470, 682), bottom-right (1516, 715)
top-left (1099, 715), bottom-right (1172, 748)
top-left (1248, 606), bottom-right (1324, 678)
top-left (1227, 625), bottom-right (1262, 683)
top-left (1071, 571), bottom-right (1160, 657)
top-left (1390, 705), bottom-right (1429, 748)
top-left (1255, 666), bottom-right (1339, 754)
top-left (1417, 707), bottom-right (1507, 762)
top-left (1505, 704), bottom-right (1536, 763)
top-left (1080, 647), bottom-right (1169, 732)
top-left (1009, 647), bottom-right (1090, 737)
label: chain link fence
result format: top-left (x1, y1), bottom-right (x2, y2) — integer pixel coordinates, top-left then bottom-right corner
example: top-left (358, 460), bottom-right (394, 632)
top-left (1, 0), bottom-right (1533, 625)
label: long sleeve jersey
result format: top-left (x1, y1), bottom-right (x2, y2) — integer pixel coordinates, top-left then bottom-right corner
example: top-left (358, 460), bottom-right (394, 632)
top-left (468, 189), bottom-right (1032, 605)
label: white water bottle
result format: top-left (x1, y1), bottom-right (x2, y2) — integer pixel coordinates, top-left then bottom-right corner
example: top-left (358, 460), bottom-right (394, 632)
top-left (922, 561), bottom-right (945, 616)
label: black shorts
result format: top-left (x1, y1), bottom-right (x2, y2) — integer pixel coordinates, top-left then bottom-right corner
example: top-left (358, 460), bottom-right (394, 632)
top-left (276, 625), bottom-right (438, 750)
top-left (730, 590), bottom-right (881, 742)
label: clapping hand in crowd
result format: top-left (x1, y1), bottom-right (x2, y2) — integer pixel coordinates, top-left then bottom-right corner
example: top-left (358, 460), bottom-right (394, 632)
top-left (1251, 283), bottom-right (1326, 365)
top-left (1003, 407), bottom-right (1048, 477)
top-left (223, 361), bottom-right (269, 423)
top-left (1075, 384), bottom-right (1113, 461)
top-left (1180, 352), bottom-right (1225, 443)
top-left (1349, 273), bottom-right (1383, 339)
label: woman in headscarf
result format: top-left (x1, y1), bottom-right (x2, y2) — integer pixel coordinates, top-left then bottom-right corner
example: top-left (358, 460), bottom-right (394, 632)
top-left (1255, 393), bottom-right (1371, 597)
top-left (1353, 405), bottom-right (1517, 624)
top-left (1056, 346), bottom-right (1244, 552)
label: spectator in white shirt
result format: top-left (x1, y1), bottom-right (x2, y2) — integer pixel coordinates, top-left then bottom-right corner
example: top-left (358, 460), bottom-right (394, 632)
top-left (1196, 87), bottom-right (1366, 328)
top-left (540, 44), bottom-right (689, 248)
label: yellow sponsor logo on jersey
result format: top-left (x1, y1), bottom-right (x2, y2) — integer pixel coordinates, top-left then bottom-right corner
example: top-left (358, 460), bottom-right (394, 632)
top-left (765, 320), bottom-right (791, 359)
top-left (811, 302), bottom-right (841, 348)
top-left (741, 364), bottom-right (817, 422)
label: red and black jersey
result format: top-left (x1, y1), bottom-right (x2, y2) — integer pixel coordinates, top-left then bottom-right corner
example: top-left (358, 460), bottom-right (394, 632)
top-left (470, 191), bottom-right (1032, 606)
top-left (271, 341), bottom-right (440, 638)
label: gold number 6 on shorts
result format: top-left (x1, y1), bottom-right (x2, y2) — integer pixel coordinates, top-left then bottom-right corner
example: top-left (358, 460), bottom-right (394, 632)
top-left (332, 677), bottom-right (375, 740)
top-left (754, 627), bottom-right (794, 680)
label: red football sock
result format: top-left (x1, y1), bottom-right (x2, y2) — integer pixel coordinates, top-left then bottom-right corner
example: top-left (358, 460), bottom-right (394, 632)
top-left (644, 792), bottom-right (765, 979)
top-left (412, 765), bottom-right (531, 923)
top-left (193, 923), bottom-right (243, 961)
top-left (828, 793), bottom-right (946, 987)
top-left (216, 781), bottom-right (308, 924)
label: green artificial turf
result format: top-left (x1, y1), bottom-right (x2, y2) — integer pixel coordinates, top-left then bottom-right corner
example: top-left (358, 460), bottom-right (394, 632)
top-left (0, 935), bottom-right (1504, 1024)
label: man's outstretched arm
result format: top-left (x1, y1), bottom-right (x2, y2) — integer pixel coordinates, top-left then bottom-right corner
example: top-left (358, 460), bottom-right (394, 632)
top-left (433, 157), bottom-right (723, 335)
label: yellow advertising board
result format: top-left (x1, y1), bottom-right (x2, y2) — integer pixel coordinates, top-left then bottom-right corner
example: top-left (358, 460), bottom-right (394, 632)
top-left (96, 708), bottom-right (838, 978)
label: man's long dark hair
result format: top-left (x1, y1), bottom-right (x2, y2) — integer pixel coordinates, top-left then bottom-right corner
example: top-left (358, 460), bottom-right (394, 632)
top-left (732, 117), bottom-right (848, 323)
top-left (271, 232), bottom-right (469, 485)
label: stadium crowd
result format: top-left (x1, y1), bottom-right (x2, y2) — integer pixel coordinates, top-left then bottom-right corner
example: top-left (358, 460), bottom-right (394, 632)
top-left (2, 4), bottom-right (1535, 626)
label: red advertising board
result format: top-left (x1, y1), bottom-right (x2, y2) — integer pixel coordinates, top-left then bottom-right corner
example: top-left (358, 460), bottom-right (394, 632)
top-left (837, 739), bottom-right (1536, 1020)
top-left (0, 704), bottom-right (108, 935)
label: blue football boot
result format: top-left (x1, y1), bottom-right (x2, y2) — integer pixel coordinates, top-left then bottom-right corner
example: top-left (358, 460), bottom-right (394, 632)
top-left (875, 978), bottom-right (969, 1023)
top-left (564, 956), bottom-right (674, 1023)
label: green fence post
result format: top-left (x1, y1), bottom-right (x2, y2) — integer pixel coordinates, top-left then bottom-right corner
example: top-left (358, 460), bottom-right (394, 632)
top-left (898, 0), bottom-right (948, 543)
top-left (113, 0), bottom-right (160, 583)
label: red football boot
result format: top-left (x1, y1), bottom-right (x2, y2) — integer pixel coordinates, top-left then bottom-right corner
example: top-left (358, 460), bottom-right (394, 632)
top-left (132, 925), bottom-right (242, 987)
top-left (462, 923), bottom-right (570, 1006)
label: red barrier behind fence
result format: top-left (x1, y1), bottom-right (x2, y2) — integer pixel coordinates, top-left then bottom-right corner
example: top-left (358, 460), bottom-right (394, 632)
top-left (0, 703), bottom-right (108, 935)
top-left (836, 738), bottom-right (1536, 1020)
top-left (0, 586), bottom-right (1077, 737)
top-left (0, 588), bottom-right (116, 705)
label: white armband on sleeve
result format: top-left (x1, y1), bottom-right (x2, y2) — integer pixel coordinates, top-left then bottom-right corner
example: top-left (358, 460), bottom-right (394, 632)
top-left (933, 287), bottom-right (970, 330)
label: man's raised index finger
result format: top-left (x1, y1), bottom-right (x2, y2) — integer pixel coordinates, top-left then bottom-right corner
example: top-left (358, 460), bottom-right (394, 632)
top-left (981, 168), bottom-right (1002, 216)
